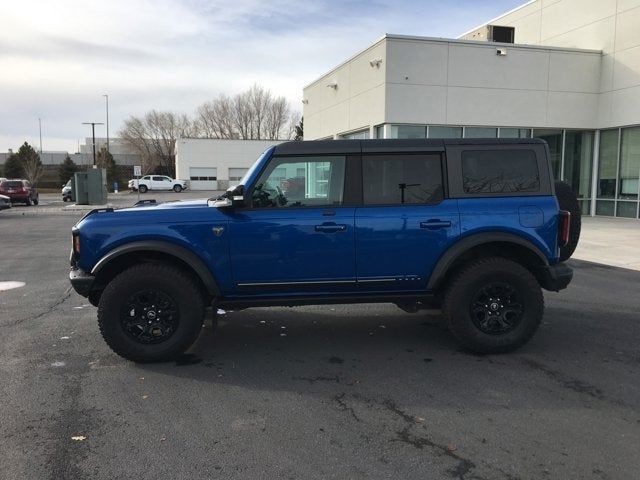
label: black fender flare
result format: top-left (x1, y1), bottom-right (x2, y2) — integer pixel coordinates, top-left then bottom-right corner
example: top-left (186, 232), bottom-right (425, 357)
top-left (91, 240), bottom-right (220, 296)
top-left (426, 232), bottom-right (549, 290)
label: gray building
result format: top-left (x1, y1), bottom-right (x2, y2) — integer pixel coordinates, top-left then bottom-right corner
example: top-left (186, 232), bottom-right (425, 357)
top-left (303, 0), bottom-right (640, 219)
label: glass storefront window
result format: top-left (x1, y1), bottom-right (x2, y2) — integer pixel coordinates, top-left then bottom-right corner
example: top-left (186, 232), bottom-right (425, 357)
top-left (340, 129), bottom-right (370, 139)
top-left (596, 200), bottom-right (615, 216)
top-left (389, 125), bottom-right (427, 139)
top-left (616, 201), bottom-right (638, 218)
top-left (464, 127), bottom-right (498, 138)
top-left (563, 130), bottom-right (594, 199)
top-left (618, 126), bottom-right (640, 200)
top-left (375, 125), bottom-right (385, 139)
top-left (597, 129), bottom-right (619, 199)
top-left (533, 129), bottom-right (563, 179)
top-left (428, 126), bottom-right (462, 138)
top-left (499, 128), bottom-right (531, 138)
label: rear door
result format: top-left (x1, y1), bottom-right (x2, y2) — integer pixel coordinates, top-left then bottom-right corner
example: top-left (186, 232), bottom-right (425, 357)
top-left (355, 152), bottom-right (460, 291)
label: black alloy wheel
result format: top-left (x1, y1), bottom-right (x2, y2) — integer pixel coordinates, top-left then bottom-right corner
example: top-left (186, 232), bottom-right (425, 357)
top-left (120, 289), bottom-right (180, 344)
top-left (470, 282), bottom-right (524, 335)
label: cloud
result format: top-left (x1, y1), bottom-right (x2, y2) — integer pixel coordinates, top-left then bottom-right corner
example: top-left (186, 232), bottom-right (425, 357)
top-left (0, 0), bottom-right (524, 152)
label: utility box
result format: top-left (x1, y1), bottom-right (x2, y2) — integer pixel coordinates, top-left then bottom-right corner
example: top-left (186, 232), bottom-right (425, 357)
top-left (73, 168), bottom-right (107, 205)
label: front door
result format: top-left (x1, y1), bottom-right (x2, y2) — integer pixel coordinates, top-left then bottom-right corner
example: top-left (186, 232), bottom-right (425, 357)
top-left (227, 154), bottom-right (356, 292)
top-left (355, 152), bottom-right (460, 291)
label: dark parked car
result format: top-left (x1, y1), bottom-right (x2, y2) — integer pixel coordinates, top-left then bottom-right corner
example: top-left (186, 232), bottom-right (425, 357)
top-left (70, 139), bottom-right (579, 363)
top-left (0, 179), bottom-right (39, 205)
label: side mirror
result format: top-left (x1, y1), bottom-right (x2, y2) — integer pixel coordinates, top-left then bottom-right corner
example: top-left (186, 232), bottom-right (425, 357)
top-left (208, 185), bottom-right (245, 209)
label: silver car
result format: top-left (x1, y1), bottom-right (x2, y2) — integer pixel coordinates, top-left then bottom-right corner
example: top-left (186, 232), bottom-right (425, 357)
top-left (0, 194), bottom-right (11, 211)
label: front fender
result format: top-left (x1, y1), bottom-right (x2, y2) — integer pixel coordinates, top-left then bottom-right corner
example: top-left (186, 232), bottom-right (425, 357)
top-left (91, 240), bottom-right (220, 296)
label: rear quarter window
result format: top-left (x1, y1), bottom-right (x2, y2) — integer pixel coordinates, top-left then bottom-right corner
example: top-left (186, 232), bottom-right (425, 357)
top-left (462, 150), bottom-right (539, 194)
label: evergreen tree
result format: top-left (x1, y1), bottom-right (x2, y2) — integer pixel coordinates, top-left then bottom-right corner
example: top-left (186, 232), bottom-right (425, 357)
top-left (3, 153), bottom-right (24, 179)
top-left (59, 154), bottom-right (78, 183)
top-left (294, 117), bottom-right (303, 141)
top-left (16, 142), bottom-right (43, 185)
top-left (96, 146), bottom-right (118, 184)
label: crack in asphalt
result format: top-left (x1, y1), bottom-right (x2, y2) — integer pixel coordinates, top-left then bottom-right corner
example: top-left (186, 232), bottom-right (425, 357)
top-left (381, 399), bottom-right (477, 480)
top-left (331, 394), bottom-right (522, 480)
top-left (3, 287), bottom-right (73, 327)
top-left (519, 358), bottom-right (625, 407)
top-left (333, 393), bottom-right (362, 422)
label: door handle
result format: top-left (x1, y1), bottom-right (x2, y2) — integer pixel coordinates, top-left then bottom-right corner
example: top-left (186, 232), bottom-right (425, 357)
top-left (420, 219), bottom-right (452, 229)
top-left (315, 223), bottom-right (347, 233)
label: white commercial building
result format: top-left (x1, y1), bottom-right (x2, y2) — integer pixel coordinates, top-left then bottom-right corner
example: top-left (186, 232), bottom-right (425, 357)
top-left (175, 138), bottom-right (283, 191)
top-left (303, 0), bottom-right (640, 219)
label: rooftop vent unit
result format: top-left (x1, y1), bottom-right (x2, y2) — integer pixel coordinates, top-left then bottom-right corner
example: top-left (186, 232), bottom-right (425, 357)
top-left (487, 25), bottom-right (515, 43)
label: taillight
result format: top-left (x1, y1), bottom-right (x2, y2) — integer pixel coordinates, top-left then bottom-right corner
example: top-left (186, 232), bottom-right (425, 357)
top-left (73, 235), bottom-right (81, 254)
top-left (558, 210), bottom-right (570, 248)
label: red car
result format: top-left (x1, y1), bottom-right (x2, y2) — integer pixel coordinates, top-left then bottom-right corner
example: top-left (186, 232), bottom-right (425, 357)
top-left (0, 179), bottom-right (39, 205)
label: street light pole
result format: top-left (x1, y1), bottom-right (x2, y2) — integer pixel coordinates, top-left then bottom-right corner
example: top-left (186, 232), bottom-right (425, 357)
top-left (82, 122), bottom-right (104, 166)
top-left (38, 118), bottom-right (43, 157)
top-left (102, 94), bottom-right (109, 152)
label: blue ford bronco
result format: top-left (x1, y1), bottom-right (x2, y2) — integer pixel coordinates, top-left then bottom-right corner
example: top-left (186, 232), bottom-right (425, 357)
top-left (69, 139), bottom-right (578, 362)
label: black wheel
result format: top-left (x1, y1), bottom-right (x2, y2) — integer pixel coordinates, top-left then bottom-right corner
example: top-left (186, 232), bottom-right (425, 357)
top-left (555, 181), bottom-right (581, 261)
top-left (97, 263), bottom-right (205, 363)
top-left (139, 185), bottom-right (148, 194)
top-left (173, 184), bottom-right (182, 193)
top-left (33, 196), bottom-right (39, 205)
top-left (63, 196), bottom-right (69, 202)
top-left (443, 257), bottom-right (544, 354)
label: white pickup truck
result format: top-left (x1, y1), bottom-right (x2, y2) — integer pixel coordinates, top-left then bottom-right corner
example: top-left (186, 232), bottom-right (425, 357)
top-left (128, 175), bottom-right (188, 193)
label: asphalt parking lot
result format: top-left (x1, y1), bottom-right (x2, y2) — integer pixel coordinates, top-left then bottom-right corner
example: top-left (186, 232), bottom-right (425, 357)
top-left (1, 199), bottom-right (639, 480)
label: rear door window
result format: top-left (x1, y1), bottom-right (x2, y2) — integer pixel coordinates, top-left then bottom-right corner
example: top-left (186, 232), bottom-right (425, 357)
top-left (362, 154), bottom-right (444, 205)
top-left (461, 150), bottom-right (540, 194)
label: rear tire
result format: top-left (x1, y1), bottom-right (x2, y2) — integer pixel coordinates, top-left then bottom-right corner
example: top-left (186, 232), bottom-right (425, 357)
top-left (173, 184), bottom-right (182, 193)
top-left (555, 181), bottom-right (581, 261)
top-left (33, 196), bottom-right (39, 205)
top-left (97, 263), bottom-right (205, 363)
top-left (443, 257), bottom-right (544, 354)
top-left (139, 185), bottom-right (148, 194)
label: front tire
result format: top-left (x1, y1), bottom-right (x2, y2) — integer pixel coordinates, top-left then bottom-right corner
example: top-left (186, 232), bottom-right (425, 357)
top-left (98, 263), bottom-right (205, 363)
top-left (138, 185), bottom-right (148, 194)
top-left (173, 184), bottom-right (182, 193)
top-left (443, 257), bottom-right (544, 354)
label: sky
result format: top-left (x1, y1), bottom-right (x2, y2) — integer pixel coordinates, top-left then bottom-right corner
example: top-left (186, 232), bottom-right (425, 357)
top-left (0, 0), bottom-right (525, 152)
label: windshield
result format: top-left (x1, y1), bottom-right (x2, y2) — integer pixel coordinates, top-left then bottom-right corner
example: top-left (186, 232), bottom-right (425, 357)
top-left (239, 146), bottom-right (275, 187)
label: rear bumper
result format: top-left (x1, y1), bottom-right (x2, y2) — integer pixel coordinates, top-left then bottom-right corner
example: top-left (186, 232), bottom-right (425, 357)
top-left (538, 263), bottom-right (573, 292)
top-left (69, 268), bottom-right (94, 297)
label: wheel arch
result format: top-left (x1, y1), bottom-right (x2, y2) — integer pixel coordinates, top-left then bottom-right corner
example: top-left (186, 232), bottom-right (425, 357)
top-left (90, 240), bottom-right (220, 301)
top-left (427, 232), bottom-right (549, 292)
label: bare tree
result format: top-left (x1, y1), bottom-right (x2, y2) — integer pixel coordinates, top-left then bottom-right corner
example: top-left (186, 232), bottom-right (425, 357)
top-left (196, 84), bottom-right (295, 140)
top-left (119, 111), bottom-right (196, 175)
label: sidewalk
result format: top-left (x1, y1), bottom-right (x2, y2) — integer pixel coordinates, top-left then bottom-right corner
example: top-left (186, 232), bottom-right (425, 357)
top-left (573, 216), bottom-right (640, 271)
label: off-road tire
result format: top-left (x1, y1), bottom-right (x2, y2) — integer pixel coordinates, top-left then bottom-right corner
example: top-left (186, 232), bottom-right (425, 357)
top-left (138, 185), bottom-right (148, 194)
top-left (554, 181), bottom-right (581, 261)
top-left (98, 263), bottom-right (205, 363)
top-left (173, 184), bottom-right (182, 193)
top-left (443, 257), bottom-right (544, 354)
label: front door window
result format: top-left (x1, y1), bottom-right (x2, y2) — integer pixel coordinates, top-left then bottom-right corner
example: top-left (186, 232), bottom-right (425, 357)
top-left (251, 156), bottom-right (346, 208)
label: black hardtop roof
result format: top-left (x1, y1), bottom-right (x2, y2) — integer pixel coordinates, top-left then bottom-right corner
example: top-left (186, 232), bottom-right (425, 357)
top-left (273, 138), bottom-right (546, 155)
